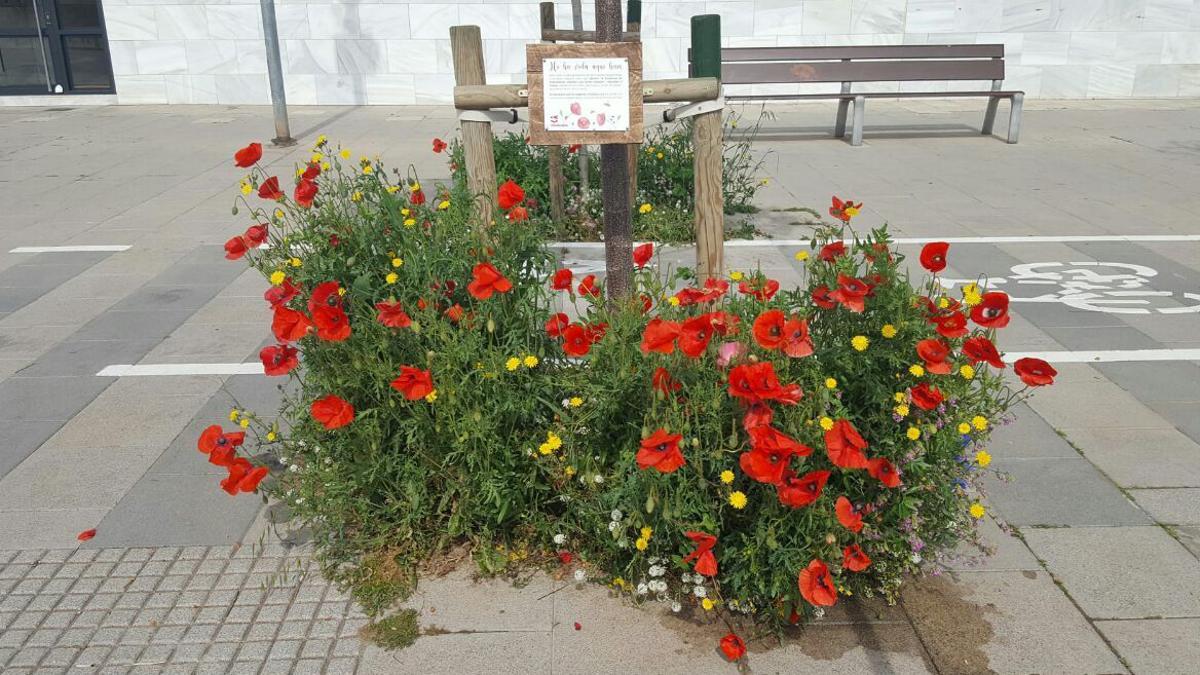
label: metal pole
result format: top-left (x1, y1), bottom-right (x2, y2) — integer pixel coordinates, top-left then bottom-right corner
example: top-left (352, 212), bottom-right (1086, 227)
top-left (259, 0), bottom-right (294, 146)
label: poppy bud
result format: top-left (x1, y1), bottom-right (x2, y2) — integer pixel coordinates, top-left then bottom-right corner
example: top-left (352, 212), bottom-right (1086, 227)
top-left (748, 354), bottom-right (759, 363)
top-left (232, 205), bottom-right (239, 215)
top-left (645, 494), bottom-right (655, 513)
top-left (825, 533), bottom-right (837, 545)
top-left (691, 438), bottom-right (700, 448)
top-left (410, 321), bottom-right (421, 334)
top-left (487, 318), bottom-right (496, 333)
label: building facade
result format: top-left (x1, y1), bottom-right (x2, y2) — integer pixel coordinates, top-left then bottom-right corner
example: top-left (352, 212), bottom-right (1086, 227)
top-left (3, 1), bottom-right (1200, 105)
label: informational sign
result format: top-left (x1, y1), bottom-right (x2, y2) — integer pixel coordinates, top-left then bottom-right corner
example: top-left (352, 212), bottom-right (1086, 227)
top-left (527, 42), bottom-right (643, 145)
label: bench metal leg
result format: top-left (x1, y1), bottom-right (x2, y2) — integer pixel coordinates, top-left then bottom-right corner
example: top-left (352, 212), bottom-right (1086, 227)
top-left (1007, 93), bottom-right (1023, 144)
top-left (834, 98), bottom-right (850, 138)
top-left (850, 96), bottom-right (865, 146)
top-left (982, 96), bottom-right (1000, 135)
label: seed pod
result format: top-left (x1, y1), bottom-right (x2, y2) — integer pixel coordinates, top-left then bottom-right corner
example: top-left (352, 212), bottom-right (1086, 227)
top-left (487, 318), bottom-right (496, 333)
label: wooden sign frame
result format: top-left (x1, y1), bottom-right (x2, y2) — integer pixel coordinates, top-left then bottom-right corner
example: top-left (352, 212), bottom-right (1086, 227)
top-left (527, 42), bottom-right (644, 146)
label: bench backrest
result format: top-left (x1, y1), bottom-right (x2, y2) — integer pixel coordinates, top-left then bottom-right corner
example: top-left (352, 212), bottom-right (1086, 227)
top-left (693, 44), bottom-right (1005, 84)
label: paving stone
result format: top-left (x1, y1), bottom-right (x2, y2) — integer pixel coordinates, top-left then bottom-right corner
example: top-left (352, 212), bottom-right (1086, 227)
top-left (987, 403), bottom-right (1081, 459)
top-left (1028, 379), bottom-right (1175, 431)
top-left (985, 458), bottom-right (1151, 526)
top-left (1175, 527), bottom-right (1200, 559)
top-left (0, 420), bottom-right (66, 479)
top-left (1095, 361), bottom-right (1200, 403)
top-left (1024, 526), bottom-right (1200, 619)
top-left (0, 508), bottom-right (111, 550)
top-left (1056, 425), bottom-right (1200, 488)
top-left (85, 474), bottom-right (262, 548)
top-left (1041, 324), bottom-right (1161, 351)
top-left (1146, 401), bottom-right (1200, 446)
top-left (72, 309), bottom-right (197, 341)
top-left (17, 339), bottom-right (162, 378)
top-left (401, 566), bottom-right (554, 633)
top-left (0, 376), bottom-right (112, 423)
top-left (1129, 488), bottom-right (1200, 524)
top-left (362, 632), bottom-right (554, 675)
top-left (1095, 618), bottom-right (1200, 675)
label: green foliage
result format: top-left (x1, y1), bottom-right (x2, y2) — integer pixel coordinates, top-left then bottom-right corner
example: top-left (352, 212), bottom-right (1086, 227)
top-left (225, 140), bottom-right (1035, 651)
top-left (362, 610), bottom-right (420, 649)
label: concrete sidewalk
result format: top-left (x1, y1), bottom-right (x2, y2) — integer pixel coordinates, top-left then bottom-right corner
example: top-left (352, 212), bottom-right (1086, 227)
top-left (1, 99), bottom-right (1199, 674)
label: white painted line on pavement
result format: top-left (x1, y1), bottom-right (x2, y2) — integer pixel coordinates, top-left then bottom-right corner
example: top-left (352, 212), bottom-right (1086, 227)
top-left (9, 245), bottom-right (131, 253)
top-left (552, 235), bottom-right (1200, 249)
top-left (1006, 349), bottom-right (1200, 363)
top-left (97, 363), bottom-right (265, 377)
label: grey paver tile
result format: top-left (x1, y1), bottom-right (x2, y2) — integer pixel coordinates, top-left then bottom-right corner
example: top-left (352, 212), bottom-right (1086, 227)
top-left (1095, 361), bottom-right (1200, 403)
top-left (1129, 488), bottom-right (1200, 524)
top-left (1028, 379), bottom-right (1174, 430)
top-left (1147, 401), bottom-right (1200, 445)
top-left (0, 376), bottom-right (112, 422)
top-left (1057, 425), bottom-right (1200, 488)
top-left (0, 420), bottom-right (66, 478)
top-left (401, 566), bottom-right (554, 633)
top-left (1175, 527), bottom-right (1200, 559)
top-left (1095, 618), bottom-right (1200, 675)
top-left (86, 474), bottom-right (262, 548)
top-left (985, 458), bottom-right (1151, 526)
top-left (1024, 526), bottom-right (1200, 619)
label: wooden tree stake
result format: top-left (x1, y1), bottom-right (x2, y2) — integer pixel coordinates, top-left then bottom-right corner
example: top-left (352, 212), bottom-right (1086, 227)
top-left (539, 3), bottom-right (566, 222)
top-left (450, 25), bottom-right (496, 226)
top-left (691, 15), bottom-right (723, 280)
top-left (596, 0), bottom-right (633, 301)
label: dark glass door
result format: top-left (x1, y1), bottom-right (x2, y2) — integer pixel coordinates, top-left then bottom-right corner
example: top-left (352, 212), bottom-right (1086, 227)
top-left (0, 0), bottom-right (114, 95)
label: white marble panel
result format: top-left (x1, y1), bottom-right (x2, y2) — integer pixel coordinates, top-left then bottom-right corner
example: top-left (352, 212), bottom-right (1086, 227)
top-left (644, 37), bottom-right (685, 75)
top-left (107, 42), bottom-right (140, 76)
top-left (905, 0), bottom-right (957, 33)
top-left (1001, 0), bottom-right (1055, 31)
top-left (956, 0), bottom-right (1003, 31)
top-left (104, 6), bottom-right (158, 41)
top-left (1162, 31), bottom-right (1200, 63)
top-left (1087, 63), bottom-right (1136, 96)
top-left (1003, 64), bottom-right (1043, 96)
top-left (284, 40), bottom-right (338, 75)
top-left (725, 36), bottom-right (779, 47)
top-left (186, 40), bottom-right (237, 74)
top-left (308, 4), bottom-right (360, 39)
top-left (276, 4), bottom-right (310, 40)
top-left (235, 40), bottom-right (267, 74)
top-left (1051, 0), bottom-right (1144, 31)
top-left (461, 3), bottom-right (511, 39)
top-left (359, 4), bottom-right (411, 39)
top-left (134, 40), bottom-right (188, 75)
top-left (114, 75), bottom-right (167, 104)
top-left (897, 78), bottom-right (949, 92)
top-left (1178, 65), bottom-right (1200, 95)
top-left (336, 39), bottom-right (388, 74)
top-left (386, 39), bottom-right (441, 74)
top-left (1021, 31), bottom-right (1072, 64)
top-left (315, 75), bottom-right (367, 104)
top-left (1040, 64), bottom-right (1092, 96)
top-left (1141, 0), bottom-right (1192, 29)
top-left (753, 0), bottom-right (804, 36)
top-left (1068, 31), bottom-right (1119, 63)
top-left (826, 33), bottom-right (905, 45)
top-left (850, 0), bottom-right (905, 34)
top-left (206, 6), bottom-right (261, 40)
top-left (482, 39), bottom-right (505, 76)
top-left (163, 74), bottom-right (212, 104)
top-left (499, 39), bottom-right (531, 74)
top-left (508, 3), bottom-right (541, 39)
top-left (365, 74), bottom-right (417, 104)
top-left (976, 33), bottom-right (1024, 63)
top-left (409, 4), bottom-right (460, 41)
top-left (1114, 32), bottom-right (1164, 63)
top-left (284, 74), bottom-right (318, 106)
top-left (656, 2), bottom-right (707, 37)
top-left (1132, 64), bottom-right (1180, 95)
top-left (216, 74), bottom-right (270, 104)
top-left (804, 0), bottom-right (851, 34)
top-left (706, 2), bottom-right (757, 37)
top-left (155, 6), bottom-right (208, 40)
top-left (413, 74), bottom-right (454, 104)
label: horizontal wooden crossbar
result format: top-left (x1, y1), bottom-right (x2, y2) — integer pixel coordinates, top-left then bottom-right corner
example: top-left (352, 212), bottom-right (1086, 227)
top-left (454, 77), bottom-right (719, 109)
top-left (722, 58), bottom-right (1005, 84)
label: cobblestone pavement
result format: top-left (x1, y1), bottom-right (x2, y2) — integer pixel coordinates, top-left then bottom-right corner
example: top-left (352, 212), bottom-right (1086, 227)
top-left (0, 545), bottom-right (366, 674)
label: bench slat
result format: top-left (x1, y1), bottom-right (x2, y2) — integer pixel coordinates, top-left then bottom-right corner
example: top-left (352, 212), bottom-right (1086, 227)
top-left (722, 58), bottom-right (1004, 84)
top-left (725, 90), bottom-right (1021, 101)
top-left (713, 44), bottom-right (1005, 63)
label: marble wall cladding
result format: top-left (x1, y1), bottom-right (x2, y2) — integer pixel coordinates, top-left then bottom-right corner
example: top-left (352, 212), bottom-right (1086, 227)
top-left (98, 1), bottom-right (1200, 105)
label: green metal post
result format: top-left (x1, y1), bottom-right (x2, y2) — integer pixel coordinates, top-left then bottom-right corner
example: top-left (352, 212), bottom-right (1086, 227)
top-left (690, 14), bottom-right (721, 81)
top-left (626, 0), bottom-right (641, 26)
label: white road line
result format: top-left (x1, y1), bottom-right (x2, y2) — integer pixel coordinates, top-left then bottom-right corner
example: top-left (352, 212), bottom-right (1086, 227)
top-left (551, 234), bottom-right (1200, 249)
top-left (1005, 349), bottom-right (1200, 363)
top-left (9, 245), bottom-right (131, 253)
top-left (97, 363), bottom-right (264, 377)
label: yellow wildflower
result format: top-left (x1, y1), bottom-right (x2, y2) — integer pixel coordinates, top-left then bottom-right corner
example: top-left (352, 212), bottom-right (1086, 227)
top-left (729, 271), bottom-right (744, 281)
top-left (819, 417), bottom-right (834, 431)
top-left (385, 272), bottom-right (398, 284)
top-left (569, 396), bottom-right (583, 407)
top-left (424, 390), bottom-right (438, 403)
top-left (640, 526), bottom-right (652, 540)
top-left (240, 181), bottom-right (252, 195)
top-left (938, 297), bottom-right (950, 309)
top-left (564, 466), bottom-right (576, 477)
top-left (894, 392), bottom-right (906, 403)
top-left (315, 134), bottom-right (327, 147)
top-left (612, 577), bottom-right (626, 589)
top-left (964, 291), bottom-right (982, 307)
top-left (906, 427), bottom-right (921, 441)
top-left (760, 178), bottom-right (769, 186)
top-left (391, 257), bottom-right (404, 268)
top-left (646, 146), bottom-right (655, 154)
top-left (851, 335), bottom-right (869, 351)
top-left (881, 324), bottom-right (898, 338)
top-left (972, 415), bottom-right (988, 431)
top-left (523, 355), bottom-right (539, 368)
top-left (656, 152), bottom-right (664, 160)
top-left (720, 470), bottom-right (735, 484)
top-left (401, 207), bottom-right (411, 216)
top-left (969, 503), bottom-right (986, 519)
top-left (266, 431), bottom-right (277, 442)
top-left (825, 377), bottom-right (838, 389)
top-left (975, 450), bottom-right (992, 467)
top-left (410, 182), bottom-right (420, 192)
top-left (310, 152), bottom-right (322, 163)
top-left (228, 409), bottom-right (239, 422)
top-left (668, 296), bottom-right (680, 307)
top-left (437, 200), bottom-right (450, 210)
top-left (404, 218), bottom-right (416, 227)
top-left (239, 418), bottom-right (250, 429)
top-left (362, 165), bottom-right (374, 175)
top-left (274, 209), bottom-right (285, 219)
top-left (269, 270), bottom-right (286, 286)
top-left (729, 491), bottom-right (747, 509)
top-left (386, 185), bottom-right (400, 194)
top-left (957, 422), bottom-right (972, 435)
top-left (339, 149), bottom-right (351, 160)
top-left (895, 404), bottom-right (910, 417)
top-left (505, 357), bottom-right (520, 372)
top-left (320, 162), bottom-right (330, 171)
top-left (289, 257), bottom-right (302, 268)
top-left (909, 364), bottom-right (925, 377)
top-left (960, 365), bottom-right (976, 380)
top-left (795, 251), bottom-right (809, 261)
top-left (638, 203), bottom-right (653, 215)
top-left (635, 537), bottom-right (648, 551)
top-left (351, 191), bottom-right (363, 202)
top-left (702, 598), bottom-right (715, 611)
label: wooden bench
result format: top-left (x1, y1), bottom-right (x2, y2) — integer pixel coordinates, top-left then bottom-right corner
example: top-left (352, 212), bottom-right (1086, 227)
top-left (692, 44), bottom-right (1023, 146)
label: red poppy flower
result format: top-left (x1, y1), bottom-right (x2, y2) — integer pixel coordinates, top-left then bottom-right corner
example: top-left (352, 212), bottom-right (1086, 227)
top-left (830, 274), bottom-right (870, 313)
top-left (683, 531), bottom-right (718, 577)
top-left (294, 179), bottom-right (318, 208)
top-left (234, 142), bottom-right (262, 167)
top-left (312, 305), bottom-right (351, 341)
top-left (825, 419), bottom-right (869, 469)
top-left (727, 361), bottom-right (802, 405)
top-left (507, 205), bottom-right (529, 222)
top-left (635, 428), bottom-right (685, 473)
top-left (641, 318), bottom-right (680, 355)
top-left (738, 278), bottom-right (780, 301)
top-left (302, 162), bottom-right (320, 181)
top-left (197, 424), bottom-right (246, 455)
top-left (561, 323), bottom-right (593, 357)
top-left (782, 317), bottom-right (813, 358)
top-left (819, 241), bottom-right (847, 261)
top-left (1014, 357), bottom-right (1057, 386)
top-left (707, 311), bottom-right (740, 336)
top-left (835, 496), bottom-right (864, 533)
top-left (558, 550), bottom-right (573, 564)
top-left (467, 262), bottom-right (513, 300)
top-left (237, 466), bottom-right (269, 493)
top-left (829, 196), bottom-right (861, 223)
top-left (799, 559), bottom-right (837, 607)
top-left (244, 224), bottom-right (269, 248)
top-left (220, 457), bottom-right (252, 495)
top-left (678, 314), bottom-right (718, 358)
top-left (272, 306), bottom-right (312, 342)
top-left (224, 236), bottom-right (248, 260)
top-left (545, 313), bottom-right (570, 338)
top-left (497, 179), bottom-right (525, 210)
top-left (445, 304), bottom-right (465, 323)
top-left (632, 242), bottom-right (654, 268)
top-left (568, 144), bottom-right (581, 153)
top-left (777, 469), bottom-right (831, 508)
top-left (77, 528), bottom-right (97, 542)
top-left (740, 445), bottom-right (793, 486)
top-left (916, 338), bottom-right (953, 375)
top-left (652, 367), bottom-right (681, 395)
top-left (259, 343), bottom-right (299, 376)
top-left (812, 285), bottom-right (836, 309)
top-left (674, 278), bottom-right (728, 306)
top-left (551, 268), bottom-right (573, 291)
top-left (750, 424), bottom-right (813, 458)
top-left (843, 544), bottom-right (872, 572)
top-left (963, 336), bottom-right (1006, 369)
top-left (265, 278), bottom-right (300, 308)
top-left (867, 457), bottom-right (902, 487)
top-left (432, 138), bottom-right (448, 153)
top-left (311, 394), bottom-right (354, 430)
top-left (375, 301), bottom-right (412, 328)
top-left (257, 176), bottom-right (283, 200)
top-left (919, 242), bottom-right (950, 273)
top-left (752, 309), bottom-right (785, 350)
top-left (410, 188), bottom-right (425, 205)
top-left (309, 283), bottom-right (341, 313)
top-left (742, 403), bottom-right (773, 431)
top-left (391, 366), bottom-right (434, 400)
top-left (719, 633), bottom-right (746, 662)
top-left (970, 291), bottom-right (1011, 329)
top-left (932, 312), bottom-right (968, 338)
top-left (910, 382), bottom-right (944, 410)
top-left (577, 274), bottom-right (601, 298)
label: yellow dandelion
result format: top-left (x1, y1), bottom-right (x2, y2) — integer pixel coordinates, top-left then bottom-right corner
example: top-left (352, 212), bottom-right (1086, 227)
top-left (819, 417), bottom-right (834, 431)
top-left (668, 296), bottom-right (680, 307)
top-left (972, 415), bottom-right (988, 431)
top-left (729, 491), bottom-right (748, 509)
top-left (881, 324), bottom-right (898, 338)
top-left (385, 272), bottom-right (398, 284)
top-left (895, 404), bottom-right (910, 417)
top-left (909, 364), bottom-right (925, 377)
top-left (564, 466), bottom-right (576, 477)
top-left (424, 390), bottom-right (438, 403)
top-left (640, 526), bottom-right (653, 540)
top-left (894, 392), bottom-right (907, 403)
top-left (266, 431), bottom-right (277, 442)
top-left (638, 203), bottom-right (653, 215)
top-left (505, 357), bottom-right (520, 372)
top-left (410, 182), bottom-right (420, 192)
top-left (320, 161), bottom-right (330, 171)
top-left (957, 422), bottom-right (972, 435)
top-left (964, 291), bottom-right (982, 307)
top-left (339, 149), bottom-right (351, 160)
top-left (612, 577), bottom-right (626, 589)
top-left (701, 598), bottom-right (715, 611)
top-left (969, 503), bottom-right (986, 519)
top-left (729, 271), bottom-right (744, 281)
top-left (391, 257), bottom-right (404, 268)
top-left (851, 335), bottom-right (869, 351)
top-left (906, 427), bottom-right (921, 441)
top-left (795, 250), bottom-right (809, 261)
top-left (825, 377), bottom-right (838, 390)
top-left (289, 257), bottom-right (302, 268)
top-left (720, 470), bottom-right (735, 484)
top-left (228, 409), bottom-right (239, 422)
top-left (635, 537), bottom-right (648, 551)
top-left (437, 200), bottom-right (450, 210)
top-left (960, 364), bottom-right (976, 380)
top-left (656, 152), bottom-right (664, 160)
top-left (386, 185), bottom-right (400, 194)
top-left (269, 270), bottom-right (286, 286)
top-left (362, 165), bottom-right (374, 175)
top-left (403, 218), bottom-right (416, 227)
top-left (239, 418), bottom-right (250, 429)
top-left (310, 152), bottom-right (322, 163)
top-left (975, 450), bottom-right (992, 467)
top-left (315, 134), bottom-right (327, 147)
top-left (273, 208), bottom-right (285, 220)
top-left (351, 191), bottom-right (363, 202)
top-left (569, 396), bottom-right (583, 407)
top-left (240, 181), bottom-right (252, 195)
top-left (523, 355), bottom-right (539, 368)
